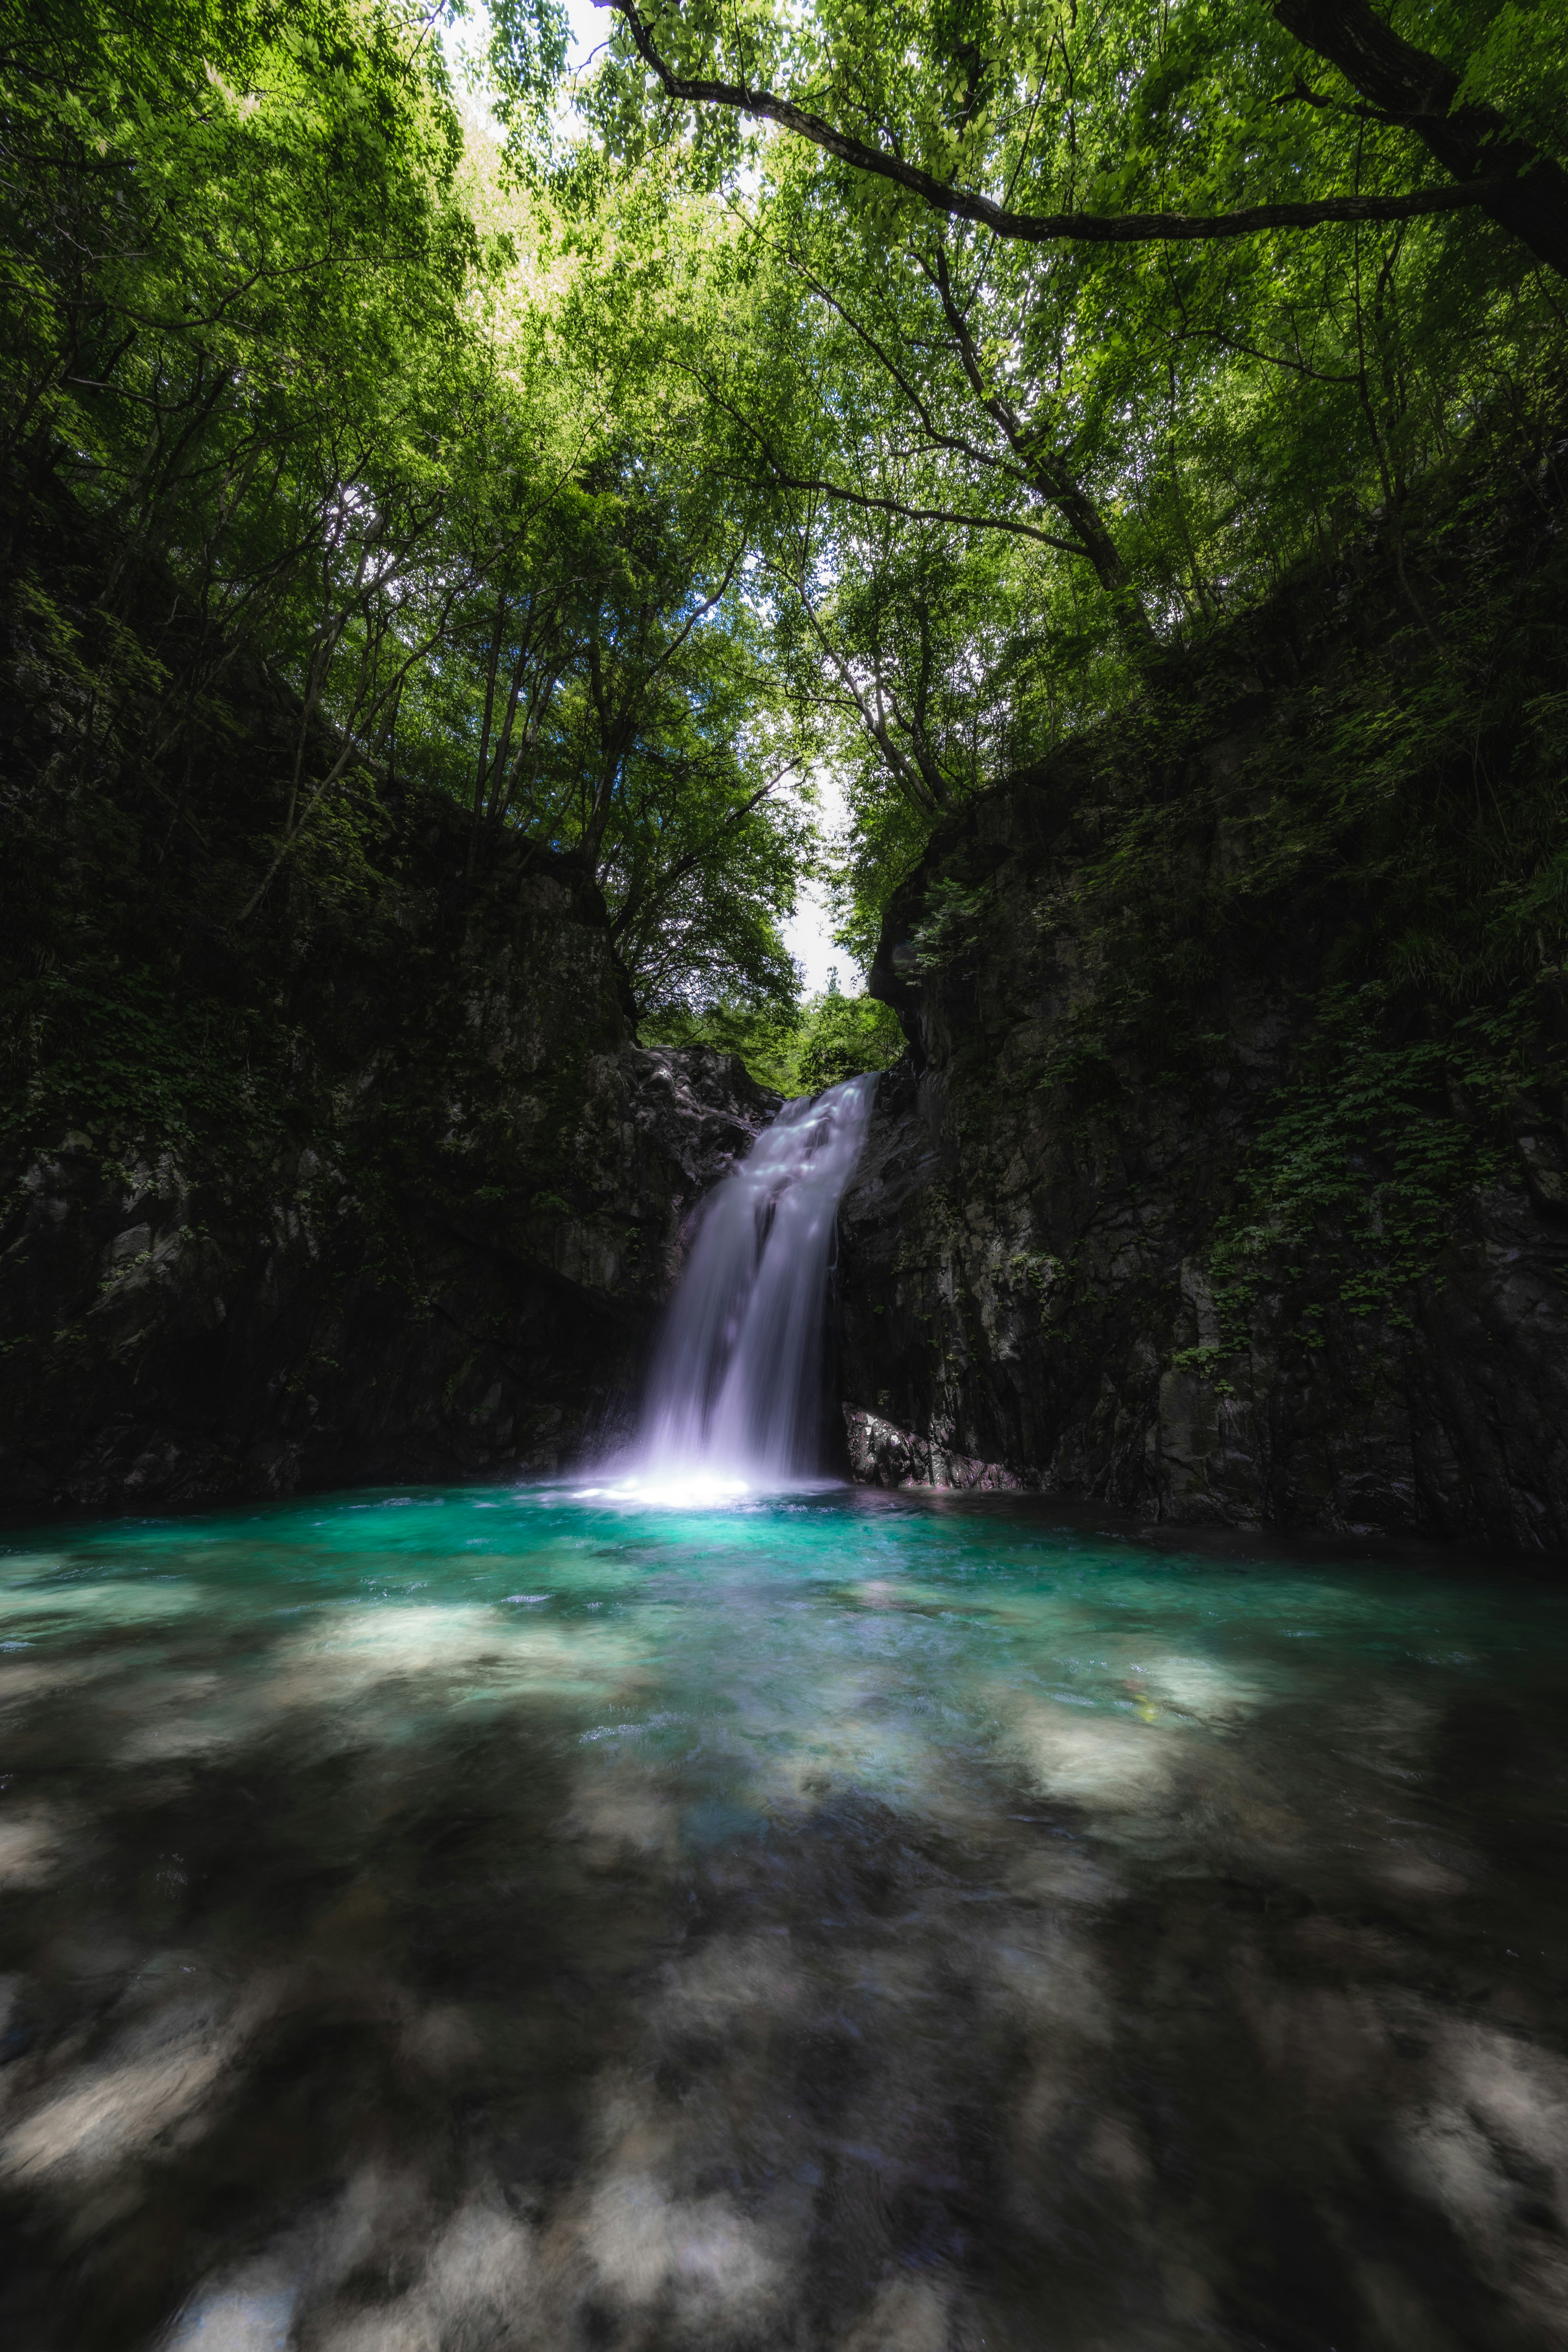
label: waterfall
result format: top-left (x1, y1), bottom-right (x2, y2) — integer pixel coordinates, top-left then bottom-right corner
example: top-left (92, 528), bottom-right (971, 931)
top-left (625, 1075), bottom-right (877, 1492)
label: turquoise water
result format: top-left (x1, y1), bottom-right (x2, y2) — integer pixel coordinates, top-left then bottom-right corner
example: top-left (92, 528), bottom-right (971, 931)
top-left (1, 1483), bottom-right (1566, 2350)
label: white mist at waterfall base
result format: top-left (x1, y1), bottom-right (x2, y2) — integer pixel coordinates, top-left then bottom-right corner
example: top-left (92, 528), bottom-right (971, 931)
top-left (582, 1075), bottom-right (876, 1505)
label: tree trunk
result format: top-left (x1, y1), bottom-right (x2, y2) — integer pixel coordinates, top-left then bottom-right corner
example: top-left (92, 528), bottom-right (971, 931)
top-left (1028, 451), bottom-right (1154, 642)
top-left (1275, 0), bottom-right (1568, 277)
top-left (927, 242), bottom-right (1156, 642)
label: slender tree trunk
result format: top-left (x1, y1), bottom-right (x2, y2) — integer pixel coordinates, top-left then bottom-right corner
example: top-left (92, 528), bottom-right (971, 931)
top-left (927, 242), bottom-right (1155, 643)
top-left (466, 590), bottom-right (508, 882)
top-left (1026, 447), bottom-right (1152, 638)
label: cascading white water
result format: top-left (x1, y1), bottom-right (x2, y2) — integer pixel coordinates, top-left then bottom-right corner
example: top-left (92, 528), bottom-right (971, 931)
top-left (626, 1074), bottom-right (877, 1491)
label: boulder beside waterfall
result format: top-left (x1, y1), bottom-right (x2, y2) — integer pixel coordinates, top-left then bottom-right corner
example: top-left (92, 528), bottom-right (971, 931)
top-left (843, 1405), bottom-right (1027, 1494)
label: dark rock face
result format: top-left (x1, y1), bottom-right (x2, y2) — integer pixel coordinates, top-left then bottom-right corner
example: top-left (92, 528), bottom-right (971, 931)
top-left (838, 704), bottom-right (1568, 1555)
top-left (0, 860), bottom-right (777, 1513)
top-left (0, 502), bottom-right (782, 1515)
top-left (841, 1029), bottom-right (1568, 1547)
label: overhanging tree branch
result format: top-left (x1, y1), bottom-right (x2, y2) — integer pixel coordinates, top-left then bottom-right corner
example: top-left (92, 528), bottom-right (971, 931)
top-left (659, 357), bottom-right (1090, 553)
top-left (606, 0), bottom-right (1512, 248)
top-left (751, 463), bottom-right (1088, 553)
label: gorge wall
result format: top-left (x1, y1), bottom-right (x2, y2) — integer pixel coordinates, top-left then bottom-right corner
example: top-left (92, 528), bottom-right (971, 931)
top-left (838, 448), bottom-right (1568, 1552)
top-left (0, 904), bottom-right (774, 1513)
top-left (7, 448), bottom-right (1568, 1547)
top-left (0, 506), bottom-right (777, 1514)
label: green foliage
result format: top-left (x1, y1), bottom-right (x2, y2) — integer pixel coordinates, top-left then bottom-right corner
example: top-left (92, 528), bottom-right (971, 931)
top-left (1189, 985), bottom-right (1529, 1365)
top-left (644, 998), bottom-right (807, 1092)
top-left (647, 989), bottom-right (904, 1094)
top-left (906, 876), bottom-right (999, 973)
top-left (796, 992), bottom-right (906, 1092)
top-left (1455, 0), bottom-right (1568, 159)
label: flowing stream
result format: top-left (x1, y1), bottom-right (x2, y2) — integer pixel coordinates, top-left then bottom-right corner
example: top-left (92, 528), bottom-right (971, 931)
top-left (1, 1486), bottom-right (1566, 2350)
top-left (621, 1074), bottom-right (876, 1495)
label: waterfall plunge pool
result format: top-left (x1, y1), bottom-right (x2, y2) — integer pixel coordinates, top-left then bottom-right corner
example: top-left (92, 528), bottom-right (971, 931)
top-left (1, 1482), bottom-right (1566, 2350)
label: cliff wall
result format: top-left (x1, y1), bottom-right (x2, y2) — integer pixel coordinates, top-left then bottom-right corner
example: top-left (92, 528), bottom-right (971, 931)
top-left (839, 450), bottom-right (1568, 1550)
top-left (0, 512), bottom-right (775, 1513)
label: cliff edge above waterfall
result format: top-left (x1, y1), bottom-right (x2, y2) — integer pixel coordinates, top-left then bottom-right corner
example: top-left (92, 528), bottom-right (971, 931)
top-left (838, 443), bottom-right (1568, 1551)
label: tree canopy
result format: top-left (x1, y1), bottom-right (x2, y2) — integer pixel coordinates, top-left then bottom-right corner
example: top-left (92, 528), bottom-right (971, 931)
top-left (4, 0), bottom-right (1565, 1047)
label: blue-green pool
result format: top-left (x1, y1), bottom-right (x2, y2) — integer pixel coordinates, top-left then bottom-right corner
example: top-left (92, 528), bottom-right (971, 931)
top-left (1, 1483), bottom-right (1566, 2349)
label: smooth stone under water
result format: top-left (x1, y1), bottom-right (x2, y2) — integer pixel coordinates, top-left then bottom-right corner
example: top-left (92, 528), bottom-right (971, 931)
top-left (0, 1485), bottom-right (1566, 2351)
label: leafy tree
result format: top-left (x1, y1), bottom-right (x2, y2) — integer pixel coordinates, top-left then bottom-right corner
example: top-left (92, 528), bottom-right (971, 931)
top-left (648, 986), bottom-right (904, 1091)
top-left (506, 0), bottom-right (1567, 951)
top-left (795, 988), bottom-right (905, 1091)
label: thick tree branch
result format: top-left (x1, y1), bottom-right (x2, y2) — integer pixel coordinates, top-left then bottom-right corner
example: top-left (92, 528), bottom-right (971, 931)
top-left (607, 0), bottom-right (1509, 247)
top-left (755, 463), bottom-right (1087, 554)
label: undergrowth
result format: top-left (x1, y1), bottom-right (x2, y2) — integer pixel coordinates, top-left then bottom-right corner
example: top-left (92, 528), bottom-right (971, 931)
top-left (1172, 984), bottom-right (1532, 1378)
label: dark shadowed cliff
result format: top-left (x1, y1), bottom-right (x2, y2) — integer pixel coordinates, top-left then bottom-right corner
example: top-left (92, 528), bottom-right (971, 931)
top-left (838, 443), bottom-right (1568, 1551)
top-left (0, 502), bottom-right (776, 1512)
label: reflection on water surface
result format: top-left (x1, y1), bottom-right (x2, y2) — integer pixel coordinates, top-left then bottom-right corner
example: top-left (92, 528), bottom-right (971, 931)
top-left (0, 1484), bottom-right (1566, 2350)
